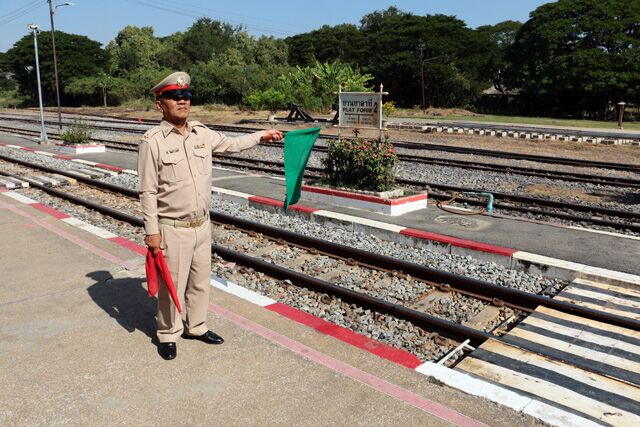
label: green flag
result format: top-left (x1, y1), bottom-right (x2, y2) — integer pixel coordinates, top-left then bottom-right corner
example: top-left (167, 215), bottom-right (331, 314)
top-left (283, 127), bottom-right (321, 211)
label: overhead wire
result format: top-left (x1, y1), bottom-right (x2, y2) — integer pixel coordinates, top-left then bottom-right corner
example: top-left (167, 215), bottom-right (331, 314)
top-left (0, 0), bottom-right (45, 26)
top-left (123, 0), bottom-right (298, 37)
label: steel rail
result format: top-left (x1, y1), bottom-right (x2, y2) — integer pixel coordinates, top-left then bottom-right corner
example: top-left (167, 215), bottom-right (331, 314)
top-left (6, 111), bottom-right (640, 172)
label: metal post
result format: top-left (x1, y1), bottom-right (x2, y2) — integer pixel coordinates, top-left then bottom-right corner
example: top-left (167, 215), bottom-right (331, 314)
top-left (418, 39), bottom-right (426, 113)
top-left (29, 25), bottom-right (48, 144)
top-left (48, 0), bottom-right (62, 130)
top-left (618, 101), bottom-right (626, 129)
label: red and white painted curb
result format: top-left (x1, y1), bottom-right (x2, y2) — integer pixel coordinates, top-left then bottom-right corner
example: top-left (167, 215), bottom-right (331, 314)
top-left (0, 188), bottom-right (599, 426)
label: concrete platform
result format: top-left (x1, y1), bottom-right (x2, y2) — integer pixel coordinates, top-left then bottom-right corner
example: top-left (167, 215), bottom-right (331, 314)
top-left (0, 191), bottom-right (545, 426)
top-left (1, 132), bottom-right (638, 279)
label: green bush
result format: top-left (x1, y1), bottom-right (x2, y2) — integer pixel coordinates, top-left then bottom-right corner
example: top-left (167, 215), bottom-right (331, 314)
top-left (322, 136), bottom-right (398, 192)
top-left (382, 100), bottom-right (397, 117)
top-left (245, 88), bottom-right (287, 112)
top-left (60, 121), bottom-right (93, 145)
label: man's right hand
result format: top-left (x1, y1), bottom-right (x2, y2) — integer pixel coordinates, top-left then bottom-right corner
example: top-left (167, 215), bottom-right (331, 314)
top-left (144, 233), bottom-right (161, 254)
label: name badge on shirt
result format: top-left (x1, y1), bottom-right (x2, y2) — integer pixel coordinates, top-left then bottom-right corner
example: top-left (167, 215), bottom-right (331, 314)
top-left (195, 143), bottom-right (206, 149)
top-left (166, 148), bottom-right (179, 154)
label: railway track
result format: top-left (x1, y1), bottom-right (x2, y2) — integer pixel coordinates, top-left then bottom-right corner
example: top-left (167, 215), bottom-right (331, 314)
top-left (4, 111), bottom-right (640, 173)
top-left (210, 155), bottom-right (640, 234)
top-left (2, 153), bottom-right (638, 425)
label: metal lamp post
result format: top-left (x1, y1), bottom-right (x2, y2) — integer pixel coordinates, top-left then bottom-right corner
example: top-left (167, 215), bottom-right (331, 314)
top-left (618, 101), bottom-right (626, 129)
top-left (48, 1), bottom-right (74, 130)
top-left (28, 24), bottom-right (48, 144)
top-left (418, 39), bottom-right (426, 113)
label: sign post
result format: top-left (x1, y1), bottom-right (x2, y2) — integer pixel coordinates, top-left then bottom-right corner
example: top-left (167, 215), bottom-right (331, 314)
top-left (338, 84), bottom-right (388, 140)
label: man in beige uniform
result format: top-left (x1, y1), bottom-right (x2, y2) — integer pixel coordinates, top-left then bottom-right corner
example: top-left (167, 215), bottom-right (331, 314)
top-left (138, 71), bottom-right (283, 360)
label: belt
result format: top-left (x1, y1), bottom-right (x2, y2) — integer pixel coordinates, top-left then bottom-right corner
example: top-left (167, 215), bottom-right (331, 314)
top-left (158, 215), bottom-right (208, 228)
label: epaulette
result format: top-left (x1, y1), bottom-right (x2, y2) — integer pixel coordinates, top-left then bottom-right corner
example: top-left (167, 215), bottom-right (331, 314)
top-left (143, 126), bottom-right (164, 139)
top-left (190, 120), bottom-right (207, 128)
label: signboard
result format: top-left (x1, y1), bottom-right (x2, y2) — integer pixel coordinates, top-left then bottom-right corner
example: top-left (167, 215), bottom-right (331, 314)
top-left (338, 92), bottom-right (382, 130)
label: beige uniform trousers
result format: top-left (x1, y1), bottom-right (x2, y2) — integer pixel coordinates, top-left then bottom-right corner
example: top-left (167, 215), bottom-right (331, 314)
top-left (157, 219), bottom-right (211, 343)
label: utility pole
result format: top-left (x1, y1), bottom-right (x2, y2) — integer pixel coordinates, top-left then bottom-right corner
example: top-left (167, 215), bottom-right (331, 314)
top-left (28, 24), bottom-right (48, 143)
top-left (48, 0), bottom-right (62, 130)
top-left (418, 39), bottom-right (426, 113)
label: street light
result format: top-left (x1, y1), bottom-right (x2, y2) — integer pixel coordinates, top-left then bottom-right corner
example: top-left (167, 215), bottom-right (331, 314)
top-left (48, 1), bottom-right (74, 130)
top-left (27, 24), bottom-right (48, 144)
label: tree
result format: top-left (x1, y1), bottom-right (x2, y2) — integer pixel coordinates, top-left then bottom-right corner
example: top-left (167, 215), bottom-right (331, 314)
top-left (505, 0), bottom-right (640, 118)
top-left (106, 26), bottom-right (161, 75)
top-left (285, 24), bottom-right (365, 66)
top-left (179, 18), bottom-right (238, 64)
top-left (476, 21), bottom-right (522, 94)
top-left (5, 31), bottom-right (107, 104)
top-left (65, 72), bottom-right (122, 107)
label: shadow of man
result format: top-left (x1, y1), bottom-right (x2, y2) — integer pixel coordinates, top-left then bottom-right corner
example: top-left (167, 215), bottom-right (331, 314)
top-left (86, 270), bottom-right (157, 343)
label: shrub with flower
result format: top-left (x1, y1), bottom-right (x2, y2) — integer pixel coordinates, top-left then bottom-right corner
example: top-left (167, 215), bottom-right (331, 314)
top-left (322, 133), bottom-right (398, 192)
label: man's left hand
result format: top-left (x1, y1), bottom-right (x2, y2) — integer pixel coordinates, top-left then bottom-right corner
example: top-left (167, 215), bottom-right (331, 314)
top-left (260, 129), bottom-right (284, 142)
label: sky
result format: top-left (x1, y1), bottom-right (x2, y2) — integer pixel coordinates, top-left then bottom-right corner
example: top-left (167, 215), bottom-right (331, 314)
top-left (0, 0), bottom-right (552, 52)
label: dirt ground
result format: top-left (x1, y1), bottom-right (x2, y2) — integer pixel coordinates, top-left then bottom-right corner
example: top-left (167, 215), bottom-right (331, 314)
top-left (9, 106), bottom-right (640, 166)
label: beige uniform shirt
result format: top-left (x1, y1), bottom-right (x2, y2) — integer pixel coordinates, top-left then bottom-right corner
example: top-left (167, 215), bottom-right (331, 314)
top-left (138, 120), bottom-right (262, 235)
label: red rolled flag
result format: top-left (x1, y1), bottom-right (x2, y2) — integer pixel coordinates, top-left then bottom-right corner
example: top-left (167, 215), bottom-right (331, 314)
top-left (145, 249), bottom-right (182, 314)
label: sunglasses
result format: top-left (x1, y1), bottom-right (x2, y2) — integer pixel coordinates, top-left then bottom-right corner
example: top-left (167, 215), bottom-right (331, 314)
top-left (158, 89), bottom-right (192, 101)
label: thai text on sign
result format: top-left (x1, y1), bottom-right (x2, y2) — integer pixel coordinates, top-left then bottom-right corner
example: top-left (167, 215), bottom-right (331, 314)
top-left (338, 92), bottom-right (382, 129)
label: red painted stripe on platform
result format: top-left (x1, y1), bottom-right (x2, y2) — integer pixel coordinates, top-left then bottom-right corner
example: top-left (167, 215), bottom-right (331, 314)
top-left (209, 302), bottom-right (485, 427)
top-left (108, 236), bottom-right (147, 256)
top-left (400, 228), bottom-right (517, 256)
top-left (266, 302), bottom-right (422, 369)
top-left (301, 185), bottom-right (427, 206)
top-left (248, 195), bottom-right (318, 213)
top-left (0, 188), bottom-right (7, 192)
top-left (54, 154), bottom-right (74, 160)
top-left (20, 147), bottom-right (37, 152)
top-left (0, 200), bottom-right (134, 268)
top-left (95, 163), bottom-right (124, 172)
top-left (31, 203), bottom-right (71, 219)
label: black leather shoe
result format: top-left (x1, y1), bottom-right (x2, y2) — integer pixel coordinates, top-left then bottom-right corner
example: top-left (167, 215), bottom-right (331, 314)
top-left (183, 330), bottom-right (224, 345)
top-left (158, 342), bottom-right (176, 360)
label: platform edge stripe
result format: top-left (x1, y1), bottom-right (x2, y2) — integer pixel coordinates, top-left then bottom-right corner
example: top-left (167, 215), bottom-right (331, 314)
top-left (71, 159), bottom-right (98, 166)
top-left (34, 150), bottom-right (55, 157)
top-left (1, 191), bottom-right (37, 204)
top-left (210, 274), bottom-right (276, 307)
top-left (212, 186), bottom-right (252, 200)
top-left (580, 266), bottom-right (640, 287)
top-left (566, 225), bottom-right (640, 241)
top-left (107, 236), bottom-right (147, 256)
top-left (61, 217), bottom-right (118, 239)
top-left (534, 307), bottom-right (640, 343)
top-left (208, 303), bottom-right (485, 427)
top-left (553, 295), bottom-right (639, 320)
top-left (53, 154), bottom-right (74, 160)
top-left (456, 356), bottom-right (635, 426)
top-left (6, 145), bottom-right (23, 149)
top-left (501, 333), bottom-right (640, 386)
top-left (122, 169), bottom-right (138, 175)
top-left (312, 210), bottom-right (407, 233)
top-left (512, 251), bottom-right (585, 272)
top-left (266, 302), bottom-right (422, 369)
top-left (30, 203), bottom-right (71, 219)
top-left (414, 362), bottom-right (600, 427)
top-left (94, 163), bottom-right (124, 172)
top-left (401, 228), bottom-right (516, 256)
top-left (524, 315), bottom-right (640, 356)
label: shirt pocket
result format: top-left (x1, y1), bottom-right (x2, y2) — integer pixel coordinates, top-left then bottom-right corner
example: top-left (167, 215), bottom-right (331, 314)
top-left (193, 148), bottom-right (210, 175)
top-left (160, 151), bottom-right (189, 182)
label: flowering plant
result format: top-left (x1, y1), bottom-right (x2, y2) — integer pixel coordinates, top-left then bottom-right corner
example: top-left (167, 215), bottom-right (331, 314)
top-left (322, 134), bottom-right (398, 192)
